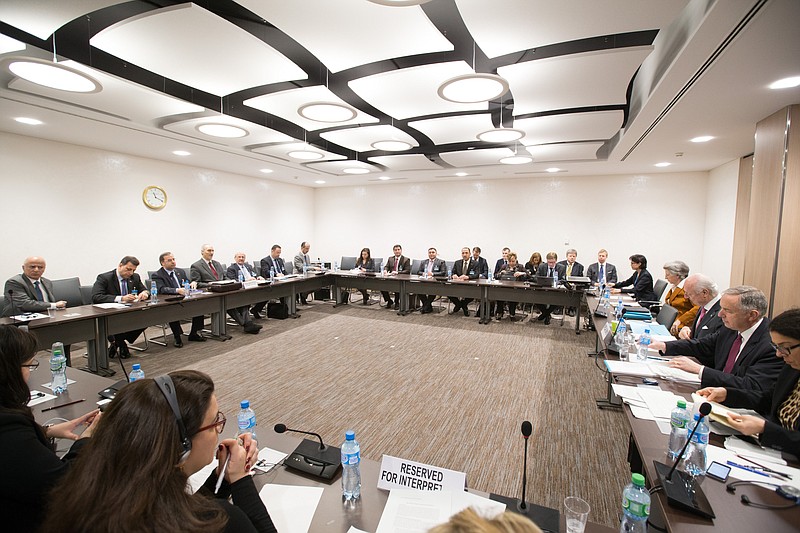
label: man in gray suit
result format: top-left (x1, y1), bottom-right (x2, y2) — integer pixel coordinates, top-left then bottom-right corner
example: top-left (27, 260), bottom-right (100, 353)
top-left (293, 241), bottom-right (319, 304)
top-left (191, 244), bottom-right (261, 334)
top-left (3, 256), bottom-right (66, 316)
top-left (416, 247), bottom-right (448, 314)
top-left (226, 252), bottom-right (265, 319)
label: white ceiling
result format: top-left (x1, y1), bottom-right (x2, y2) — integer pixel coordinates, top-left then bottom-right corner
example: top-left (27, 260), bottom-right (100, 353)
top-left (0, 0), bottom-right (798, 188)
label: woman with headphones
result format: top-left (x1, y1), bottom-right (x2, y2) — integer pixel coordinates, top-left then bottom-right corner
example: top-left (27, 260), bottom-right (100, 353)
top-left (41, 370), bottom-right (276, 532)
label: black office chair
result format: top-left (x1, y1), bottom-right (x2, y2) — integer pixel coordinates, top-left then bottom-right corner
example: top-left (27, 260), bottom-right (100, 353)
top-left (340, 256), bottom-right (357, 270)
top-left (80, 285), bottom-right (93, 305)
top-left (655, 304), bottom-right (679, 329)
top-left (50, 277), bottom-right (83, 308)
top-left (253, 260), bottom-right (262, 277)
top-left (640, 278), bottom-right (669, 312)
top-left (653, 279), bottom-right (668, 300)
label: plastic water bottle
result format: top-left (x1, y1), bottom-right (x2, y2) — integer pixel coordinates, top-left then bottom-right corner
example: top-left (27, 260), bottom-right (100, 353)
top-left (684, 414), bottom-right (709, 477)
top-left (602, 287), bottom-right (611, 311)
top-left (150, 280), bottom-right (158, 303)
top-left (237, 400), bottom-right (258, 443)
top-left (488, 269), bottom-right (494, 283)
top-left (637, 328), bottom-right (651, 361)
top-left (183, 279), bottom-right (191, 298)
top-left (269, 266), bottom-right (275, 283)
top-left (334, 260), bottom-right (339, 272)
top-left (614, 318), bottom-right (627, 349)
top-left (619, 473), bottom-right (650, 533)
top-left (447, 266), bottom-right (452, 279)
top-left (552, 269), bottom-right (559, 287)
top-left (128, 363), bottom-right (144, 382)
top-left (341, 430), bottom-right (361, 501)
top-left (667, 399), bottom-right (690, 461)
top-left (238, 271), bottom-right (245, 285)
top-left (49, 342), bottom-right (68, 394)
top-left (615, 298), bottom-right (624, 319)
top-left (303, 264), bottom-right (308, 276)
top-left (131, 287), bottom-right (138, 298)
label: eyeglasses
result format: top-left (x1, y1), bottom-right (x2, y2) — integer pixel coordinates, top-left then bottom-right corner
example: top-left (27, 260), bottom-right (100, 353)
top-left (771, 343), bottom-right (800, 357)
top-left (195, 411), bottom-right (226, 434)
top-left (21, 360), bottom-right (40, 370)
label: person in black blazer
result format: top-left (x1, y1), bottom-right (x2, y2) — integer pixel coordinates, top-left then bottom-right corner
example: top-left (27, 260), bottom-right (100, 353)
top-left (612, 254), bottom-right (657, 302)
top-left (416, 247), bottom-right (448, 314)
top-left (151, 252), bottom-right (206, 347)
top-left (651, 286), bottom-right (783, 392)
top-left (226, 252), bottom-right (266, 318)
top-left (535, 252), bottom-right (568, 325)
top-left (472, 247), bottom-right (489, 279)
top-left (493, 247), bottom-right (511, 277)
top-left (677, 273), bottom-right (723, 340)
top-left (260, 244), bottom-right (290, 309)
top-left (557, 248), bottom-right (584, 316)
top-left (449, 247), bottom-right (478, 316)
top-left (350, 248), bottom-right (376, 304)
top-left (495, 252), bottom-right (528, 320)
top-left (585, 248), bottom-right (618, 286)
top-left (0, 326), bottom-right (100, 532)
top-left (697, 308), bottom-right (800, 458)
top-left (92, 255), bottom-right (150, 358)
top-left (381, 244), bottom-right (411, 310)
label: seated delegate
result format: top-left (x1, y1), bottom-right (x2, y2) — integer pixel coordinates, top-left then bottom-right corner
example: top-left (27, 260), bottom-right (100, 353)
top-left (0, 325), bottom-right (100, 532)
top-left (613, 253), bottom-right (657, 303)
top-left (662, 260), bottom-right (698, 336)
top-left (41, 370), bottom-right (276, 533)
top-left (349, 247), bottom-right (375, 304)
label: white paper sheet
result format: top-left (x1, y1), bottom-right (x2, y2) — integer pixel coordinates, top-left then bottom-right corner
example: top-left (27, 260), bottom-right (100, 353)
top-left (637, 389), bottom-right (683, 419)
top-left (376, 489), bottom-right (452, 533)
top-left (187, 459), bottom-right (218, 494)
top-left (93, 303), bottom-right (128, 309)
top-left (41, 379), bottom-right (77, 391)
top-left (724, 436), bottom-right (787, 465)
top-left (27, 389), bottom-right (57, 406)
top-left (706, 445), bottom-right (800, 489)
top-left (259, 484), bottom-right (324, 533)
top-left (253, 447), bottom-right (288, 473)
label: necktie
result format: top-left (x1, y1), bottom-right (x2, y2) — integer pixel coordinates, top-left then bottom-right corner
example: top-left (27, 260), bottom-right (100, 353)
top-left (698, 306), bottom-right (707, 324)
top-left (427, 261), bottom-right (433, 274)
top-left (463, 260), bottom-right (468, 274)
top-left (209, 262), bottom-right (218, 279)
top-left (599, 264), bottom-right (604, 283)
top-left (723, 334), bottom-right (743, 373)
top-left (548, 267), bottom-right (553, 277)
top-left (304, 254), bottom-right (309, 266)
top-left (121, 279), bottom-right (128, 296)
top-left (169, 271), bottom-right (179, 288)
top-left (394, 257), bottom-right (399, 273)
top-left (33, 281), bottom-right (44, 301)
top-left (567, 263), bottom-right (573, 277)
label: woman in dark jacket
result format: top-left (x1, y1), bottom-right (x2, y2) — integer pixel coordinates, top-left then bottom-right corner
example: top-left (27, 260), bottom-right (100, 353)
top-left (613, 254), bottom-right (657, 302)
top-left (354, 247), bottom-right (376, 304)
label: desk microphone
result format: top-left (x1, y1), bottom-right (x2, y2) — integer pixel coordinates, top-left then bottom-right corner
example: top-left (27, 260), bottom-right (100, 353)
top-left (520, 420), bottom-right (532, 512)
top-left (274, 423), bottom-right (341, 480)
top-left (274, 423), bottom-right (327, 450)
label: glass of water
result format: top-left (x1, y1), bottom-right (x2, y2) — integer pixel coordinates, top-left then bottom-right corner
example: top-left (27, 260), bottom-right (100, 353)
top-left (564, 496), bottom-right (590, 533)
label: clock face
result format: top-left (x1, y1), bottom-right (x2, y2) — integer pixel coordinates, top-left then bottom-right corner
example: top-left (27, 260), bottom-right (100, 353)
top-left (143, 186), bottom-right (167, 210)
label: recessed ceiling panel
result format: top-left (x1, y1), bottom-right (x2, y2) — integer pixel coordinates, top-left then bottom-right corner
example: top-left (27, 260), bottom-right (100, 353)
top-left (90, 3), bottom-right (307, 96)
top-left (0, 1), bottom-right (120, 40)
top-left (250, 142), bottom-right (346, 162)
top-left (368, 154), bottom-right (443, 171)
top-left (237, 0), bottom-right (453, 73)
top-left (8, 60), bottom-right (203, 122)
top-left (516, 111), bottom-right (623, 145)
top-left (500, 47), bottom-right (652, 115)
top-left (439, 147), bottom-right (515, 167)
top-left (349, 61), bottom-right (487, 120)
top-left (162, 115), bottom-right (293, 147)
top-left (456, 0), bottom-right (687, 58)
top-left (408, 114), bottom-right (495, 144)
top-left (306, 160), bottom-right (382, 175)
top-left (319, 125), bottom-right (418, 152)
top-left (244, 85), bottom-right (378, 132)
top-left (526, 142), bottom-right (603, 162)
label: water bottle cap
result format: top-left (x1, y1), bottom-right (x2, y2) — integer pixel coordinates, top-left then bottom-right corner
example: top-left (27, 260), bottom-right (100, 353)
top-left (693, 413), bottom-right (700, 420)
top-left (644, 328), bottom-right (650, 333)
top-left (132, 363), bottom-right (140, 370)
top-left (677, 399), bottom-right (687, 408)
top-left (240, 400), bottom-right (250, 409)
top-left (345, 430), bottom-right (355, 440)
top-left (632, 473), bottom-right (645, 486)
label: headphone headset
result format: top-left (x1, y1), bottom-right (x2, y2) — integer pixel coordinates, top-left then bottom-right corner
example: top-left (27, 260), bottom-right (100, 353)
top-left (154, 375), bottom-right (192, 464)
top-left (726, 480), bottom-right (800, 510)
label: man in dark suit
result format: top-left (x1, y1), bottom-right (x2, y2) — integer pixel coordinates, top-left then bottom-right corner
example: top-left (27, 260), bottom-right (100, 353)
top-left (151, 252), bottom-right (206, 347)
top-left (651, 286), bottom-right (782, 392)
top-left (260, 244), bottom-right (289, 309)
top-left (471, 247), bottom-right (489, 279)
top-left (535, 252), bottom-right (568, 325)
top-left (493, 247), bottom-right (511, 277)
top-left (557, 248), bottom-right (584, 317)
top-left (92, 255), bottom-right (150, 358)
top-left (226, 252), bottom-right (265, 319)
top-left (449, 247), bottom-right (478, 317)
top-left (191, 244), bottom-right (261, 334)
top-left (677, 273), bottom-right (723, 340)
top-left (381, 244), bottom-right (410, 310)
top-left (416, 247), bottom-right (448, 314)
top-left (585, 248), bottom-right (618, 287)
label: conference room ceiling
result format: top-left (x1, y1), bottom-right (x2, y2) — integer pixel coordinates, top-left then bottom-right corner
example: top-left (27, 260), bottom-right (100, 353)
top-left (0, 0), bottom-right (798, 188)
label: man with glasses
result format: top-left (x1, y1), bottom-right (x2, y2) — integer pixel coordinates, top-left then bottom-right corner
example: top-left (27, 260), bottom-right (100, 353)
top-left (677, 273), bottom-right (723, 340)
top-left (650, 286), bottom-right (782, 391)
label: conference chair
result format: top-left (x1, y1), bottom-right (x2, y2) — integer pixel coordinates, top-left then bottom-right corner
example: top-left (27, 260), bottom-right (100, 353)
top-left (640, 278), bottom-right (670, 313)
top-left (655, 304), bottom-right (679, 329)
top-left (653, 278), bottom-right (668, 300)
top-left (80, 285), bottom-right (93, 305)
top-left (253, 260), bottom-right (262, 277)
top-left (0, 295), bottom-right (5, 315)
top-left (143, 271), bottom-right (169, 347)
top-left (50, 277), bottom-right (83, 308)
top-left (338, 256), bottom-right (359, 303)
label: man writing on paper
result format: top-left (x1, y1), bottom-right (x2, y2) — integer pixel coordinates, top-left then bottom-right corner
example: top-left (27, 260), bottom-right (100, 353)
top-left (650, 286), bottom-right (782, 391)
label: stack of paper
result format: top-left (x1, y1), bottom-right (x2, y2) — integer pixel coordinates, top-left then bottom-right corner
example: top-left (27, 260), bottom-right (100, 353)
top-left (375, 490), bottom-right (506, 533)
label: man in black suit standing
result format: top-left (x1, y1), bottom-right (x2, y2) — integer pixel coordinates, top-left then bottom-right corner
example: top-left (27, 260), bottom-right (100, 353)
top-left (151, 252), bottom-right (206, 347)
top-left (652, 286), bottom-right (782, 392)
top-left (226, 252), bottom-right (265, 319)
top-left (91, 255), bottom-right (150, 358)
top-left (416, 247), bottom-right (448, 314)
top-left (381, 244), bottom-right (410, 310)
top-left (678, 273), bottom-right (723, 340)
top-left (585, 248), bottom-right (618, 287)
top-left (536, 252), bottom-right (567, 325)
top-left (449, 247), bottom-right (478, 317)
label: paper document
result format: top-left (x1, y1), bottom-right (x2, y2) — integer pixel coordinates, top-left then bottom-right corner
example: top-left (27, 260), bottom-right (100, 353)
top-left (28, 389), bottom-right (57, 406)
top-left (652, 365), bottom-right (701, 384)
top-left (628, 322), bottom-right (671, 337)
top-left (724, 436), bottom-right (787, 465)
top-left (259, 484), bottom-right (324, 533)
top-left (707, 445), bottom-right (800, 489)
top-left (187, 458), bottom-right (218, 494)
top-left (253, 447), bottom-right (288, 473)
top-left (41, 379), bottom-right (77, 391)
top-left (637, 388), bottom-right (684, 419)
top-left (604, 360), bottom-right (657, 377)
top-left (376, 490), bottom-right (454, 533)
top-left (93, 303), bottom-right (128, 309)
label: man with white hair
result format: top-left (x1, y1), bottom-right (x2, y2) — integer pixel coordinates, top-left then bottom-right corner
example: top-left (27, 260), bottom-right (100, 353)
top-left (678, 273), bottom-right (723, 340)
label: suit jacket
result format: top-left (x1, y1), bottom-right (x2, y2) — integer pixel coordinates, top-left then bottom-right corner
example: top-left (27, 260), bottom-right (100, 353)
top-left (616, 268), bottom-right (657, 302)
top-left (383, 255), bottom-right (411, 274)
top-left (191, 259), bottom-right (226, 288)
top-left (557, 260), bottom-right (584, 277)
top-left (664, 285), bottom-right (698, 327)
top-left (664, 318), bottom-right (783, 391)
top-left (355, 258), bottom-right (376, 272)
top-left (417, 258), bottom-right (448, 278)
top-left (493, 258), bottom-right (509, 276)
top-left (536, 263), bottom-right (567, 284)
top-left (151, 267), bottom-right (188, 295)
top-left (293, 252), bottom-right (311, 273)
top-left (497, 263), bottom-right (528, 281)
top-left (472, 257), bottom-right (489, 279)
top-left (2, 274), bottom-right (57, 316)
top-left (690, 298), bottom-right (723, 340)
top-left (585, 262), bottom-right (618, 285)
top-left (260, 256), bottom-right (286, 276)
top-left (226, 262), bottom-right (257, 281)
top-left (452, 258), bottom-right (479, 279)
top-left (91, 269), bottom-right (147, 303)
top-left (725, 365), bottom-right (800, 457)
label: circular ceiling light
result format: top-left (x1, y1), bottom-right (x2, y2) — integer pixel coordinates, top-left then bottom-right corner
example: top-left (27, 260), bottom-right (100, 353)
top-left (546, 167), bottom-right (561, 173)
top-left (197, 123), bottom-right (248, 138)
top-left (343, 167), bottom-right (370, 174)
top-left (288, 149), bottom-right (324, 160)
top-left (371, 140), bottom-right (412, 151)
top-left (298, 102), bottom-right (357, 123)
top-left (172, 150), bottom-right (191, 156)
top-left (477, 128), bottom-right (525, 143)
top-left (499, 155), bottom-right (532, 165)
top-left (690, 135), bottom-right (714, 143)
top-left (654, 162), bottom-right (671, 167)
top-left (768, 76), bottom-right (800, 89)
top-left (438, 73), bottom-right (509, 104)
top-left (14, 117), bottom-right (43, 125)
top-left (8, 59), bottom-right (100, 93)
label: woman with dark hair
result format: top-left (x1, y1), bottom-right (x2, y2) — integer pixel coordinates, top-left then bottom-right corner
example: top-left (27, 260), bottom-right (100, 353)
top-left (0, 325), bottom-right (100, 532)
top-left (612, 254), bottom-right (657, 302)
top-left (41, 370), bottom-right (276, 533)
top-left (524, 251), bottom-right (542, 274)
top-left (353, 247), bottom-right (375, 304)
top-left (698, 308), bottom-right (800, 457)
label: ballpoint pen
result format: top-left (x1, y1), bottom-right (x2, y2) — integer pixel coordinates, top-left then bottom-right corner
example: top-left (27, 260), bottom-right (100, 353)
top-left (727, 461), bottom-right (770, 477)
top-left (215, 452), bottom-right (231, 494)
top-left (736, 454), bottom-right (792, 480)
top-left (41, 398), bottom-right (85, 412)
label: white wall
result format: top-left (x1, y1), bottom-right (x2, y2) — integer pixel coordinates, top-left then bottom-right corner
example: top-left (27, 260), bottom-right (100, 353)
top-left (312, 172), bottom-right (712, 281)
top-left (0, 132), bottom-right (314, 286)
top-left (701, 158), bottom-right (740, 287)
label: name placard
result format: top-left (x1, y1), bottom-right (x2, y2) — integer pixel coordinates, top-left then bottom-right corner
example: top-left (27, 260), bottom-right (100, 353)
top-left (377, 455), bottom-right (466, 492)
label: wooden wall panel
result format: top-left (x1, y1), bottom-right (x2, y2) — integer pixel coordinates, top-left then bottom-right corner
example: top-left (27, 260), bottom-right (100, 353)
top-left (730, 155), bottom-right (752, 287)
top-left (773, 104), bottom-right (800, 315)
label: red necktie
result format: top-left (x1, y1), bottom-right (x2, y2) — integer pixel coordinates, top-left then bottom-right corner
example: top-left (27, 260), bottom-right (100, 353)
top-left (698, 306), bottom-right (707, 323)
top-left (209, 262), bottom-right (218, 279)
top-left (394, 257), bottom-right (399, 273)
top-left (723, 334), bottom-right (743, 373)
